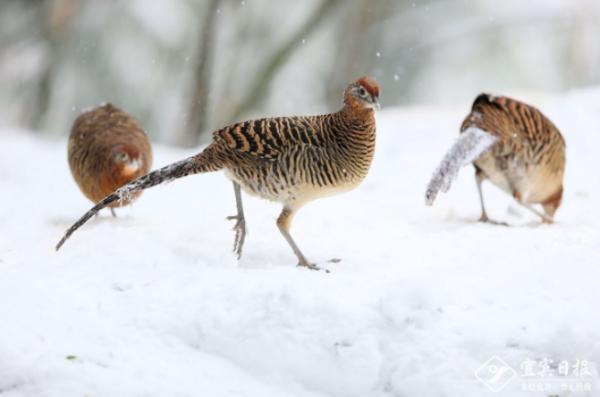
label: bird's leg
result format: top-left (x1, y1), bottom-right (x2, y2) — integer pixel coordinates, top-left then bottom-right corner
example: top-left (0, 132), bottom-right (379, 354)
top-left (512, 190), bottom-right (553, 224)
top-left (475, 169), bottom-right (489, 222)
top-left (519, 202), bottom-right (554, 224)
top-left (226, 181), bottom-right (246, 259)
top-left (110, 208), bottom-right (117, 218)
top-left (475, 169), bottom-right (508, 226)
top-left (276, 207), bottom-right (323, 271)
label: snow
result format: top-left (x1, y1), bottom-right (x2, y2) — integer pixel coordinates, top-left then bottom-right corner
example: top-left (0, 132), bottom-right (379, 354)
top-left (1, 88), bottom-right (599, 396)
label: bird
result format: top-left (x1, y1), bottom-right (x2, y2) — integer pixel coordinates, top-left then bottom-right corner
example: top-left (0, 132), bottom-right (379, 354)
top-left (67, 103), bottom-right (153, 216)
top-left (425, 93), bottom-right (566, 224)
top-left (56, 77), bottom-right (380, 270)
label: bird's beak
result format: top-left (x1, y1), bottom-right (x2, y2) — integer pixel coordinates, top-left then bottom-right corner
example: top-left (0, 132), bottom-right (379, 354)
top-left (372, 97), bottom-right (381, 110)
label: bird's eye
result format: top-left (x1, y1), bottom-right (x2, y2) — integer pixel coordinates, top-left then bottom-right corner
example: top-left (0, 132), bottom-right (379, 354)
top-left (358, 87), bottom-right (367, 97)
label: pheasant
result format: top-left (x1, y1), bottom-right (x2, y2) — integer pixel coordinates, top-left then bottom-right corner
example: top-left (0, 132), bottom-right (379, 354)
top-left (57, 77), bottom-right (380, 270)
top-left (68, 103), bottom-right (153, 216)
top-left (425, 94), bottom-right (566, 224)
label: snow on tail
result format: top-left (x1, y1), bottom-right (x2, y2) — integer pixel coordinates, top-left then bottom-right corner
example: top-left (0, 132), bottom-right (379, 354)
top-left (56, 148), bottom-right (222, 251)
top-left (425, 127), bottom-right (498, 206)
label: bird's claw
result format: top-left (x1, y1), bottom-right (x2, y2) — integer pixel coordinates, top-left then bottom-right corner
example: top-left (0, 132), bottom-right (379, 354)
top-left (478, 215), bottom-right (508, 226)
top-left (297, 260), bottom-right (330, 273)
top-left (227, 215), bottom-right (246, 259)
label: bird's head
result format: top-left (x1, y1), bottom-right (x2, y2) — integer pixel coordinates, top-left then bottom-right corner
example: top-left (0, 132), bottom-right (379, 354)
top-left (111, 144), bottom-right (142, 176)
top-left (344, 76), bottom-right (380, 111)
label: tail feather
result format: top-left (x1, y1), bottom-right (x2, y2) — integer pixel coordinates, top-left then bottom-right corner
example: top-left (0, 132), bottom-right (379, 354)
top-left (425, 127), bottom-right (498, 206)
top-left (56, 148), bottom-right (222, 251)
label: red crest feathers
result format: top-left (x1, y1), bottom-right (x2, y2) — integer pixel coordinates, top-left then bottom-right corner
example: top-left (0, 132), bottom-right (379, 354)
top-left (356, 76), bottom-right (380, 97)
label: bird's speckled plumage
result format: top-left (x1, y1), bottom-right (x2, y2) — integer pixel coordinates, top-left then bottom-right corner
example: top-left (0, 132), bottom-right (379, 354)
top-left (213, 108), bottom-right (376, 207)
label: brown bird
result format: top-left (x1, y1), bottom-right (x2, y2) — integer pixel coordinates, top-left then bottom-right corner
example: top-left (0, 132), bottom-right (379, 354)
top-left (425, 94), bottom-right (566, 224)
top-left (57, 77), bottom-right (380, 270)
top-left (67, 103), bottom-right (153, 216)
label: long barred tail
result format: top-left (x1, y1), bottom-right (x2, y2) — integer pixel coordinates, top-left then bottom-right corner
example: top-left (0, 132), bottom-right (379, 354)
top-left (56, 146), bottom-right (223, 251)
top-left (425, 127), bottom-right (498, 206)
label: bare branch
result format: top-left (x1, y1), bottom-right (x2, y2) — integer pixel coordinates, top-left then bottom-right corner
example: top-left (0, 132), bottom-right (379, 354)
top-left (228, 0), bottom-right (341, 123)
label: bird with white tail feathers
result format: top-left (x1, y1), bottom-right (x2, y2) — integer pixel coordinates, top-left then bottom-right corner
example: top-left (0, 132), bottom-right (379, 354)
top-left (425, 94), bottom-right (566, 224)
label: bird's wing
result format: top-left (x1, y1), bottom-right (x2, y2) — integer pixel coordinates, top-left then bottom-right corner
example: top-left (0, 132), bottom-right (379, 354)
top-left (213, 116), bottom-right (322, 160)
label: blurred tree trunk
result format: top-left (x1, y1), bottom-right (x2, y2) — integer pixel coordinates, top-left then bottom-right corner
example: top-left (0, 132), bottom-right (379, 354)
top-left (30, 0), bottom-right (78, 130)
top-left (227, 0), bottom-right (341, 123)
top-left (184, 0), bottom-right (220, 146)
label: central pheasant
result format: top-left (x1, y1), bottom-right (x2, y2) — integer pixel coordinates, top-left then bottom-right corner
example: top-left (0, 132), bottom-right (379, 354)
top-left (57, 77), bottom-right (380, 270)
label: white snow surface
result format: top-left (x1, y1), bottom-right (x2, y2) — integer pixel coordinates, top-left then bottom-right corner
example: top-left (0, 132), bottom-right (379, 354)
top-left (1, 89), bottom-right (599, 397)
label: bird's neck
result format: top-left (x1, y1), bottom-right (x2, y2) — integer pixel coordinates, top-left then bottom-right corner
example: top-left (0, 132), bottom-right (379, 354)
top-left (340, 104), bottom-right (375, 123)
top-left (334, 106), bottom-right (376, 141)
top-left (326, 105), bottom-right (376, 181)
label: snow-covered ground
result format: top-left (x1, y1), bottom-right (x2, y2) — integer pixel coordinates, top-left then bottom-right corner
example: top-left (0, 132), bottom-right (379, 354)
top-left (1, 89), bottom-right (599, 397)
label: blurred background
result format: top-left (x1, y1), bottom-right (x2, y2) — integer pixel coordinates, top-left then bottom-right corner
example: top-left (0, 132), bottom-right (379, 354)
top-left (1, 0), bottom-right (599, 146)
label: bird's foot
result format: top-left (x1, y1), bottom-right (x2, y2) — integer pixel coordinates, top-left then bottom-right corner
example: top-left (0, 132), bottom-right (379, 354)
top-left (110, 208), bottom-right (117, 218)
top-left (297, 260), bottom-right (330, 273)
top-left (226, 214), bottom-right (246, 259)
top-left (478, 215), bottom-right (508, 226)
